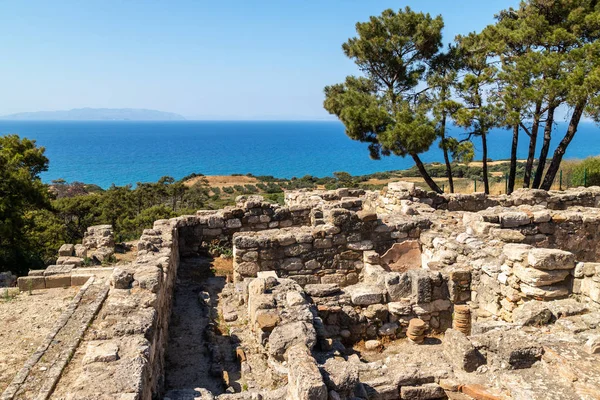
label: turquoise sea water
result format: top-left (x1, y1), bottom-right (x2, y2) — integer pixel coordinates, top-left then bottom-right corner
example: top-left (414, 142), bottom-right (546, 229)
top-left (0, 120), bottom-right (598, 188)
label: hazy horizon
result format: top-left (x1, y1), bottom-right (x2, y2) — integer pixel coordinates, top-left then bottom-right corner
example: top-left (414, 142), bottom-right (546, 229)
top-left (0, 1), bottom-right (519, 120)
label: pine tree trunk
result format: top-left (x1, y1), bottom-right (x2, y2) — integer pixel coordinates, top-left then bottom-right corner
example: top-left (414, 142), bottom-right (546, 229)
top-left (439, 113), bottom-right (454, 193)
top-left (533, 105), bottom-right (556, 189)
top-left (523, 102), bottom-right (542, 188)
top-left (541, 100), bottom-right (586, 190)
top-left (411, 153), bottom-right (442, 193)
top-left (481, 131), bottom-right (490, 194)
top-left (508, 124), bottom-right (519, 194)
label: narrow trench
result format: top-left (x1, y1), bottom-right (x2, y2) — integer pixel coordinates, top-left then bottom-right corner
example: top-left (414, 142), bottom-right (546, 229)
top-left (163, 254), bottom-right (237, 400)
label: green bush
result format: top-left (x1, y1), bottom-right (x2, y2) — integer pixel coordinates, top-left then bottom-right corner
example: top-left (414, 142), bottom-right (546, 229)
top-left (571, 157), bottom-right (600, 187)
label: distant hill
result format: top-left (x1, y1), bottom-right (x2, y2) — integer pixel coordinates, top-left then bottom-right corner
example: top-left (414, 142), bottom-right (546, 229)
top-left (0, 108), bottom-right (186, 121)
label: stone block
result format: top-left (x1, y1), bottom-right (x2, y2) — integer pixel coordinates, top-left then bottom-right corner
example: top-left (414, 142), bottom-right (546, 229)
top-left (286, 344), bottom-right (328, 400)
top-left (519, 282), bottom-right (569, 299)
top-left (83, 340), bottom-right (120, 364)
top-left (400, 384), bottom-right (445, 400)
top-left (443, 329), bottom-right (485, 372)
top-left (304, 284), bottom-right (340, 297)
top-left (44, 264), bottom-right (74, 276)
top-left (74, 244), bottom-right (87, 258)
top-left (500, 211), bottom-right (531, 228)
top-left (17, 276), bottom-right (45, 291)
top-left (527, 248), bottom-right (575, 270)
top-left (58, 243), bottom-right (75, 257)
top-left (346, 284), bottom-right (384, 306)
top-left (56, 256), bottom-right (84, 267)
top-left (502, 243), bottom-right (532, 262)
top-left (513, 264), bottom-right (570, 287)
top-left (71, 274), bottom-right (92, 286)
top-left (269, 321), bottom-right (316, 360)
top-left (45, 274), bottom-right (72, 288)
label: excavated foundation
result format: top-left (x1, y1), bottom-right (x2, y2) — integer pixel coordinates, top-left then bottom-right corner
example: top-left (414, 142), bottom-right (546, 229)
top-left (4, 183), bottom-right (600, 400)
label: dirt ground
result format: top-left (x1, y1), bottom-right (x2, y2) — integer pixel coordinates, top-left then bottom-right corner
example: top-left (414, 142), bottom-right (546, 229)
top-left (185, 175), bottom-right (259, 188)
top-left (0, 287), bottom-right (79, 393)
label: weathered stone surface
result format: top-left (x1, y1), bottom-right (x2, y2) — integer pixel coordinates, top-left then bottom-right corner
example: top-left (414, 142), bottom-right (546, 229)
top-left (400, 384), bottom-right (445, 400)
top-left (111, 267), bottom-right (134, 289)
top-left (443, 329), bottom-right (485, 372)
top-left (512, 302), bottom-right (553, 326)
top-left (17, 276), bottom-right (45, 291)
top-left (58, 243), bottom-right (75, 257)
top-left (500, 211), bottom-right (531, 228)
top-left (45, 274), bottom-right (72, 288)
top-left (346, 284), bottom-right (384, 306)
top-left (286, 345), bottom-right (328, 400)
top-left (83, 341), bottom-right (120, 364)
top-left (502, 243), bottom-right (532, 262)
top-left (519, 282), bottom-right (569, 299)
top-left (268, 321), bottom-right (316, 360)
top-left (385, 272), bottom-right (412, 302)
top-left (319, 357), bottom-right (359, 396)
top-left (304, 284), bottom-right (341, 297)
top-left (513, 264), bottom-right (570, 287)
top-left (527, 248), bottom-right (575, 270)
top-left (380, 240), bottom-right (422, 272)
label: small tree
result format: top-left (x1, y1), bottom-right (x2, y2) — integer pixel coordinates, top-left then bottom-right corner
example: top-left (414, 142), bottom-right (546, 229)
top-left (324, 7), bottom-right (445, 193)
top-left (454, 32), bottom-right (502, 194)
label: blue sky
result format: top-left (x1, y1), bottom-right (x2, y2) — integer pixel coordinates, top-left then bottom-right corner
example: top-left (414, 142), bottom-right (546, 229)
top-left (0, 0), bottom-right (520, 120)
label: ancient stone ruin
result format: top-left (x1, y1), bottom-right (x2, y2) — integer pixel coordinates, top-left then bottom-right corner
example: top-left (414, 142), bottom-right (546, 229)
top-left (3, 182), bottom-right (600, 399)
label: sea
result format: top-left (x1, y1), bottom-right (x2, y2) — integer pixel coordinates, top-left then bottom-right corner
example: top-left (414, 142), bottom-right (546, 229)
top-left (0, 120), bottom-right (598, 189)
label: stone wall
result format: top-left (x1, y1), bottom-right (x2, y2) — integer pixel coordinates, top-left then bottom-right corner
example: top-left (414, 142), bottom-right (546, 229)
top-left (372, 182), bottom-right (600, 214)
top-left (232, 208), bottom-right (431, 286)
top-left (464, 205), bottom-right (600, 262)
top-left (177, 196), bottom-right (313, 256)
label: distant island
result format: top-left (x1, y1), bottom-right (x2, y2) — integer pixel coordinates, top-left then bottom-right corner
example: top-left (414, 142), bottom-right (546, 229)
top-left (0, 107), bottom-right (186, 121)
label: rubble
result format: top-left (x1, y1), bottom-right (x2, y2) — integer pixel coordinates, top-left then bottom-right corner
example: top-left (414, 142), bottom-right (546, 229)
top-left (5, 183), bottom-right (600, 400)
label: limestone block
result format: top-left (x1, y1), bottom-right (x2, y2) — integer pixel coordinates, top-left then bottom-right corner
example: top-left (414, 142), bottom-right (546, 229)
top-left (388, 301), bottom-right (412, 316)
top-left (281, 258), bottom-right (304, 271)
top-left (74, 244), bottom-right (87, 258)
top-left (236, 261), bottom-right (259, 277)
top-left (443, 329), bottom-right (485, 372)
top-left (286, 291), bottom-right (306, 307)
top-left (304, 284), bottom-right (340, 297)
top-left (83, 340), bottom-right (120, 364)
top-left (400, 384), bottom-right (446, 400)
top-left (45, 274), bottom-right (72, 288)
top-left (17, 276), bottom-right (45, 291)
top-left (111, 267), bottom-right (134, 289)
top-left (269, 321), bottom-right (316, 360)
top-left (489, 228), bottom-right (526, 243)
top-left (385, 272), bottom-right (412, 302)
top-left (346, 284), bottom-right (384, 306)
top-left (56, 256), bottom-right (84, 267)
top-left (409, 269), bottom-right (432, 303)
top-left (347, 240), bottom-right (374, 251)
top-left (225, 218), bottom-right (242, 229)
top-left (255, 309), bottom-right (280, 330)
top-left (319, 357), bottom-right (359, 397)
top-left (513, 264), bottom-right (570, 287)
top-left (286, 344), bottom-right (328, 400)
top-left (58, 243), bottom-right (75, 257)
top-left (256, 271), bottom-right (278, 279)
top-left (71, 274), bottom-right (92, 286)
top-left (519, 282), bottom-right (569, 299)
top-left (527, 248), bottom-right (575, 270)
top-left (502, 243), bottom-right (533, 262)
top-left (44, 264), bottom-right (74, 276)
top-left (500, 211), bottom-right (531, 228)
top-left (580, 278), bottom-right (600, 303)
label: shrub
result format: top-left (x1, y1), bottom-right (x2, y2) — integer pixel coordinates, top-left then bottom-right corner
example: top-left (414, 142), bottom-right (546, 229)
top-left (571, 157), bottom-right (600, 187)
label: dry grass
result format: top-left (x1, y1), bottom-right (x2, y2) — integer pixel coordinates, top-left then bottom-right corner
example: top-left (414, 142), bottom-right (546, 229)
top-left (185, 175), bottom-right (259, 188)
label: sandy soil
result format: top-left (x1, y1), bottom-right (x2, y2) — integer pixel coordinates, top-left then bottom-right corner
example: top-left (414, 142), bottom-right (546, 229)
top-left (0, 287), bottom-right (79, 392)
top-left (185, 175), bottom-right (259, 188)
